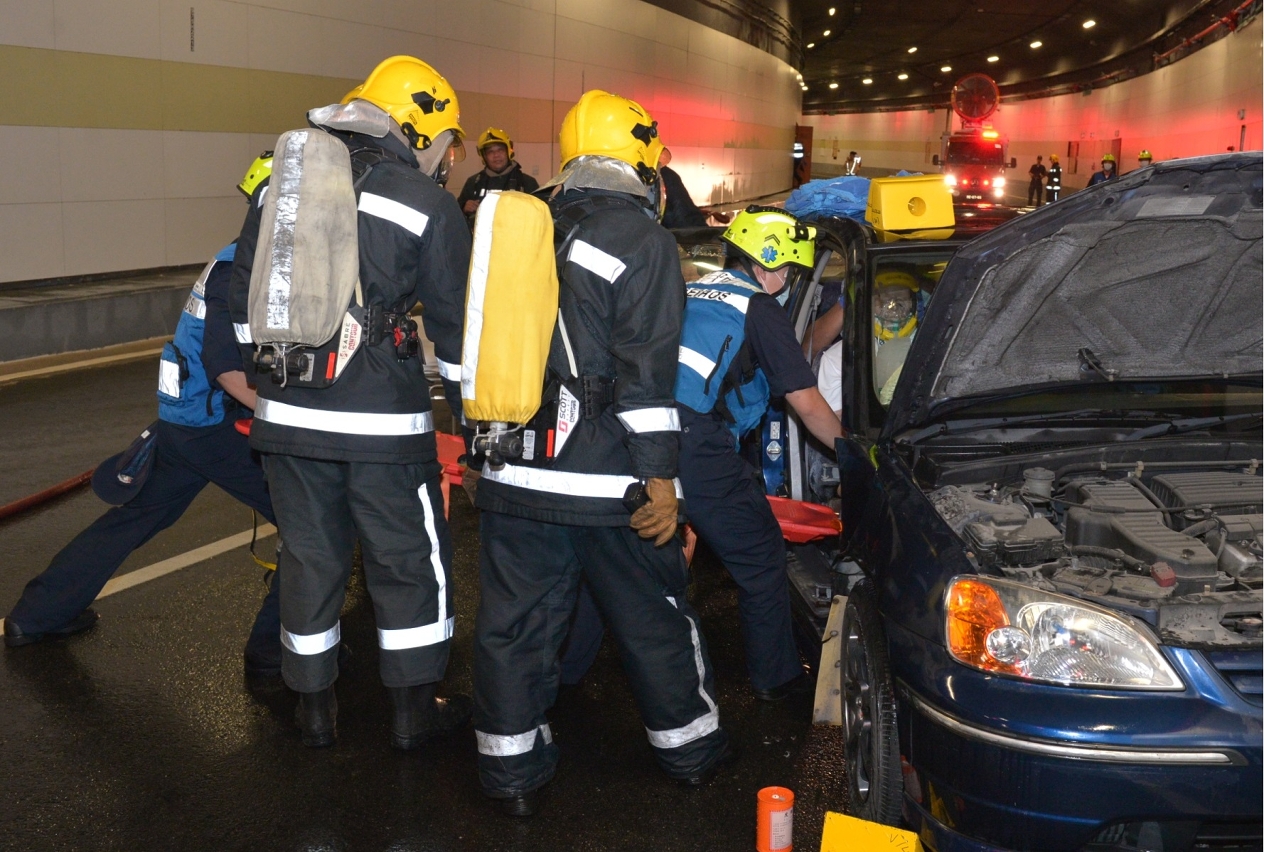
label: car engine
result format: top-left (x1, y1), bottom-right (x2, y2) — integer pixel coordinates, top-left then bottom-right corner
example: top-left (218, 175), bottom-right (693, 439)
top-left (931, 468), bottom-right (1263, 646)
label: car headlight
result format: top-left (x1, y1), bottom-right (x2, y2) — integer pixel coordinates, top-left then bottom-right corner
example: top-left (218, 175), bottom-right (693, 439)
top-left (945, 577), bottom-right (1183, 690)
top-left (943, 174), bottom-right (957, 187)
top-left (993, 176), bottom-right (1006, 188)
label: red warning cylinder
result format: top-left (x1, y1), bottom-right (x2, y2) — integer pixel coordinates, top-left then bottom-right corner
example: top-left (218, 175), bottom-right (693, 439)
top-left (756, 786), bottom-right (794, 852)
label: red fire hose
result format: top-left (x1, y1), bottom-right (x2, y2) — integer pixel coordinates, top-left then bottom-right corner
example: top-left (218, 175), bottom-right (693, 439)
top-left (0, 470), bottom-right (94, 521)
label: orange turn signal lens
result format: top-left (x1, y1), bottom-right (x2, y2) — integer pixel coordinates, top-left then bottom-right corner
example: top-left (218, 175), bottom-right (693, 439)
top-left (946, 578), bottom-right (1018, 674)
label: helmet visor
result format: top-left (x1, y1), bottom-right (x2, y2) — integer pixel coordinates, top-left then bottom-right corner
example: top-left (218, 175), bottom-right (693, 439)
top-left (873, 286), bottom-right (915, 325)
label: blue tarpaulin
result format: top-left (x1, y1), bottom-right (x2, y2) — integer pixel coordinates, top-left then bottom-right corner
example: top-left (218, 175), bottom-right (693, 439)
top-left (784, 172), bottom-right (921, 221)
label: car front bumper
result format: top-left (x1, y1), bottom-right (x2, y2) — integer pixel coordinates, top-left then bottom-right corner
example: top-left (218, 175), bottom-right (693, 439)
top-left (889, 624), bottom-right (1263, 851)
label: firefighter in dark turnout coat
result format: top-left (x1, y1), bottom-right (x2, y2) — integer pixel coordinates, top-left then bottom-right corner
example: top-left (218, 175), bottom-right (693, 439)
top-left (228, 56), bottom-right (472, 749)
top-left (471, 90), bottom-right (731, 817)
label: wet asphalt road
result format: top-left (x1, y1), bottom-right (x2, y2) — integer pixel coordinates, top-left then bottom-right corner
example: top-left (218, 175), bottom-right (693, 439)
top-left (0, 360), bottom-right (848, 851)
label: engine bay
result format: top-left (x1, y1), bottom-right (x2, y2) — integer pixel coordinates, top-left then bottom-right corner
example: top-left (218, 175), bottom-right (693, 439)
top-left (930, 466), bottom-right (1263, 648)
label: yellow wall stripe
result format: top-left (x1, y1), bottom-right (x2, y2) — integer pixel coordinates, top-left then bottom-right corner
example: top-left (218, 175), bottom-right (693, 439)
top-left (0, 44), bottom-right (791, 150)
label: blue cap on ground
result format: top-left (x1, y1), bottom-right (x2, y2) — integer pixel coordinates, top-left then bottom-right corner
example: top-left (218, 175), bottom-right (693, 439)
top-left (91, 421), bottom-right (160, 505)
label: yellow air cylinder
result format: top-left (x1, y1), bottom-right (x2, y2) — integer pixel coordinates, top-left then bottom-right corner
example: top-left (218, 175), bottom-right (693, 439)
top-left (460, 190), bottom-right (558, 424)
top-left (866, 174), bottom-right (955, 235)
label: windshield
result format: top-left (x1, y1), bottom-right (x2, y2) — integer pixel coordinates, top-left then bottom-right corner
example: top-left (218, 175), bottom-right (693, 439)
top-left (869, 249), bottom-right (956, 409)
top-left (946, 138), bottom-right (1005, 167)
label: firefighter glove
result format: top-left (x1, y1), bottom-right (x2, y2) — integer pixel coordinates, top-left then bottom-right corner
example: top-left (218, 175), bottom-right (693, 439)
top-left (630, 477), bottom-right (678, 547)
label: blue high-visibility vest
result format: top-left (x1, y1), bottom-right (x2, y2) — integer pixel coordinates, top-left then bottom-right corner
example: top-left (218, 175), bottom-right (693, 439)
top-left (156, 244), bottom-right (234, 427)
top-left (674, 270), bottom-right (771, 440)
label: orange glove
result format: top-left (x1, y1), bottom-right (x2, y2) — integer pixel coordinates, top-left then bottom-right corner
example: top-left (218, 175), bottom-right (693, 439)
top-left (629, 478), bottom-right (679, 547)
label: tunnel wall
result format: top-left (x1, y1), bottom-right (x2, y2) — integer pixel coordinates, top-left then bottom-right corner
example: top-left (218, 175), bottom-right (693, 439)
top-left (801, 16), bottom-right (1262, 192)
top-left (0, 0), bottom-right (801, 284)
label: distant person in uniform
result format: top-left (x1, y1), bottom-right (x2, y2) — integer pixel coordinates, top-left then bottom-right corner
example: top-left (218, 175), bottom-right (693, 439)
top-left (457, 128), bottom-right (540, 228)
top-left (843, 150), bottom-right (861, 175)
top-left (1027, 155), bottom-right (1047, 206)
top-left (1045, 154), bottom-right (1062, 203)
top-left (1136, 149), bottom-right (1154, 171)
top-left (659, 148), bottom-right (729, 228)
top-left (1087, 153), bottom-right (1117, 186)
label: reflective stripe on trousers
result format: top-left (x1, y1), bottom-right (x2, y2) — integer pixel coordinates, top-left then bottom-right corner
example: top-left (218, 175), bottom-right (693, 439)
top-left (476, 724), bottom-right (553, 757)
top-left (376, 480), bottom-right (454, 650)
top-left (282, 621), bottom-right (340, 655)
top-left (644, 596), bottom-right (720, 749)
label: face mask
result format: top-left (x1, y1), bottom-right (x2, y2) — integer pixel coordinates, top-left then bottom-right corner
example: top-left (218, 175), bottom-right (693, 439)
top-left (1103, 162), bottom-right (1114, 172)
top-left (777, 289), bottom-right (790, 307)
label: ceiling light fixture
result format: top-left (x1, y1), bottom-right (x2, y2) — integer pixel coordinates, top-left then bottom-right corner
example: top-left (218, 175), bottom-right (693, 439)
top-left (1082, 19), bottom-right (1096, 28)
top-left (829, 82), bottom-right (839, 89)
top-left (941, 65), bottom-right (952, 73)
top-left (807, 42), bottom-right (815, 48)
top-left (897, 72), bottom-right (909, 80)
top-left (862, 77), bottom-right (872, 84)
top-left (908, 46), bottom-right (918, 53)
top-left (987, 55), bottom-right (999, 62)
top-left (828, 6), bottom-right (836, 14)
top-left (823, 29), bottom-right (831, 36)
top-left (1030, 40), bottom-right (1043, 48)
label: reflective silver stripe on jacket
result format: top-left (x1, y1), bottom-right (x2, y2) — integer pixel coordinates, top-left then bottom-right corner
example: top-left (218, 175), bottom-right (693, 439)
top-left (645, 597), bottom-right (720, 750)
top-left (378, 481), bottom-right (453, 650)
top-left (461, 191), bottom-right (500, 402)
top-left (617, 407), bottom-right (681, 433)
top-left (678, 346), bottom-right (716, 379)
top-left (437, 358), bottom-right (461, 382)
top-left (568, 239), bottom-right (626, 283)
top-left (475, 724), bottom-right (553, 757)
top-left (282, 621), bottom-right (340, 656)
top-left (255, 399), bottom-right (434, 436)
top-left (481, 463), bottom-right (683, 500)
top-left (234, 322), bottom-right (253, 344)
top-left (359, 191), bottom-right (430, 237)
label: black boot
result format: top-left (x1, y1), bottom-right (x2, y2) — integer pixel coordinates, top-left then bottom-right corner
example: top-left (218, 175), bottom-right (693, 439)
top-left (388, 683), bottom-right (472, 751)
top-left (294, 686), bottom-right (337, 748)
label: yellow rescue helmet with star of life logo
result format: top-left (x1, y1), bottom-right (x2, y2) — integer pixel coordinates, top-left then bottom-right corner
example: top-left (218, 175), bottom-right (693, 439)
top-left (237, 151), bottom-right (273, 198)
top-left (722, 206), bottom-right (817, 272)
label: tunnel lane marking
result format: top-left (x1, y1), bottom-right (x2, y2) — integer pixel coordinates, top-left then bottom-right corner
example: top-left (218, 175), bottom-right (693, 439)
top-left (0, 525), bottom-right (277, 634)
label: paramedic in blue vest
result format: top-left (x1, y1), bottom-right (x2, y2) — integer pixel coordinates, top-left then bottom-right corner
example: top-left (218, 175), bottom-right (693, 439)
top-left (456, 128), bottom-right (540, 229)
top-left (471, 90), bottom-right (731, 817)
top-left (676, 208), bottom-right (844, 698)
top-left (4, 159), bottom-right (282, 676)
top-left (560, 208), bottom-right (843, 700)
top-left (227, 56), bottom-right (472, 750)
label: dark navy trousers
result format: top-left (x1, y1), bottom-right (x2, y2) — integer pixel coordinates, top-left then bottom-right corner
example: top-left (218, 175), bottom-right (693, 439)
top-left (7, 419), bottom-right (279, 659)
top-left (560, 408), bottom-right (801, 692)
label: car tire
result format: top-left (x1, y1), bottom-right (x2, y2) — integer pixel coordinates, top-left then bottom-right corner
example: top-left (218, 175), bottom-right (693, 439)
top-left (840, 579), bottom-right (903, 826)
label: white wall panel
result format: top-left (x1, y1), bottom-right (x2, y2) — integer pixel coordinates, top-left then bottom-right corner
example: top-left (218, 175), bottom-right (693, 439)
top-left (0, 0), bottom-right (798, 282)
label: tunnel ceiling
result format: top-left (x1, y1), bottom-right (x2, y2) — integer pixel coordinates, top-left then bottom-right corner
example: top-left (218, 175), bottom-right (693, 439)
top-left (793, 0), bottom-right (1257, 112)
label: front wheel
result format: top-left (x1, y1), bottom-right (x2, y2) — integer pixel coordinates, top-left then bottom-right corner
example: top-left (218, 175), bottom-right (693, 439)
top-left (839, 580), bottom-right (903, 825)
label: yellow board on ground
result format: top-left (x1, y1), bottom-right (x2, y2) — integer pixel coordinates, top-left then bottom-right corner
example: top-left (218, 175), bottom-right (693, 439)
top-left (820, 812), bottom-right (923, 852)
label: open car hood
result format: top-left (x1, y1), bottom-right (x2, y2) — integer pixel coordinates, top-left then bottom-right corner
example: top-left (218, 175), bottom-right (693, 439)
top-left (885, 152), bottom-right (1264, 437)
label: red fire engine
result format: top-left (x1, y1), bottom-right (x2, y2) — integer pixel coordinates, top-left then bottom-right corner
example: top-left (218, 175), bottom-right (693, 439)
top-left (932, 74), bottom-right (1017, 203)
